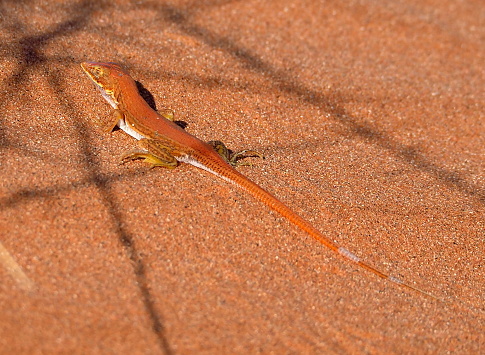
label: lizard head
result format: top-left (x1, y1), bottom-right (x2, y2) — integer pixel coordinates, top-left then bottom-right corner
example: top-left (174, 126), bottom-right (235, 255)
top-left (81, 61), bottom-right (127, 108)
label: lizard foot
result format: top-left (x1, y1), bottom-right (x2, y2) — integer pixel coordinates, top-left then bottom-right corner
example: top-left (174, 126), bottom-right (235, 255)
top-left (120, 138), bottom-right (178, 169)
top-left (208, 140), bottom-right (264, 167)
top-left (158, 108), bottom-right (174, 121)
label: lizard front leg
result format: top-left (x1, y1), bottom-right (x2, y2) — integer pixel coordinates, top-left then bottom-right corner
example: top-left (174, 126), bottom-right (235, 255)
top-left (208, 140), bottom-right (264, 167)
top-left (121, 138), bottom-right (178, 169)
top-left (94, 109), bottom-right (124, 134)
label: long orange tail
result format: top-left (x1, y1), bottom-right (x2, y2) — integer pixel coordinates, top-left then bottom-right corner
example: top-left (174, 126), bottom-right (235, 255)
top-left (211, 162), bottom-right (438, 299)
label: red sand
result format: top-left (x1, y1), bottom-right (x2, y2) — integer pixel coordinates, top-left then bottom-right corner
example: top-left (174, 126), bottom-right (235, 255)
top-left (1, 0), bottom-right (483, 353)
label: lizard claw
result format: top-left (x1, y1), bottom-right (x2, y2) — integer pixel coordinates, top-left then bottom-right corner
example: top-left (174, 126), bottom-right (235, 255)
top-left (208, 140), bottom-right (264, 167)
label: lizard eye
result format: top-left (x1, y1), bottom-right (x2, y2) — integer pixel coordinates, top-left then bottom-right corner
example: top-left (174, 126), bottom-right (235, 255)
top-left (93, 67), bottom-right (104, 78)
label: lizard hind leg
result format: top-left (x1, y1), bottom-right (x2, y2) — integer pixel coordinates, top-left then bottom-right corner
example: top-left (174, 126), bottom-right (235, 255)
top-left (208, 140), bottom-right (264, 167)
top-left (120, 138), bottom-right (178, 169)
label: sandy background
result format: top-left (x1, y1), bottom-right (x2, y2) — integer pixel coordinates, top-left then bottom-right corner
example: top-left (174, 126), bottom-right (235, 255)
top-left (1, 0), bottom-right (483, 353)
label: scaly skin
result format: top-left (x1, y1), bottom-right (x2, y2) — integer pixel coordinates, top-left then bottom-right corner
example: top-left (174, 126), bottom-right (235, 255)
top-left (81, 61), bottom-right (436, 299)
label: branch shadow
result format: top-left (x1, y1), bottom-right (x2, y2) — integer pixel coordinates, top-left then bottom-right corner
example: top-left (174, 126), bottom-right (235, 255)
top-left (1, 1), bottom-right (483, 352)
top-left (151, 4), bottom-right (484, 205)
top-left (0, 2), bottom-right (173, 354)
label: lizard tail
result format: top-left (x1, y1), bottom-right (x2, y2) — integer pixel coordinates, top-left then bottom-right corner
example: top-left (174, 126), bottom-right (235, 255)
top-left (218, 165), bottom-right (438, 299)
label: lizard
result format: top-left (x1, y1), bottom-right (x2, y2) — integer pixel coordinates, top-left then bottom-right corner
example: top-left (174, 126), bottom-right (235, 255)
top-left (81, 61), bottom-right (436, 299)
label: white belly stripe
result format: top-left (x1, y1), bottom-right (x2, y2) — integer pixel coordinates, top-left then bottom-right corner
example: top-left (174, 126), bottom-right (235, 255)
top-left (177, 155), bottom-right (233, 184)
top-left (118, 119), bottom-right (146, 140)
